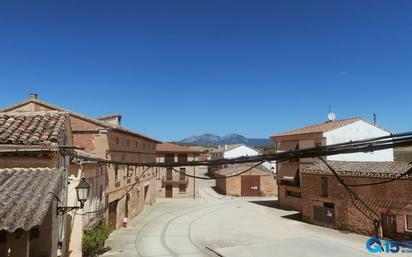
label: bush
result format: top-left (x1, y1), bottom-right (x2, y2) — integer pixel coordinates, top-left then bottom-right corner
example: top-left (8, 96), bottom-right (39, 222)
top-left (82, 223), bottom-right (110, 257)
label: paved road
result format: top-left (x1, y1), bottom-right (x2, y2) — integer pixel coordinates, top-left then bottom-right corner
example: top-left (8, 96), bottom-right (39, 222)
top-left (102, 186), bottom-right (380, 257)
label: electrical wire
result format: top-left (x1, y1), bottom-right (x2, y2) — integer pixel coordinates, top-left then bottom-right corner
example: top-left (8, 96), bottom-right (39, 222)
top-left (171, 161), bottom-right (265, 180)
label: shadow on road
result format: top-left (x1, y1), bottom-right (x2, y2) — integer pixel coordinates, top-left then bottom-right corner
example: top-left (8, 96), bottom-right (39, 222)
top-left (248, 200), bottom-right (279, 208)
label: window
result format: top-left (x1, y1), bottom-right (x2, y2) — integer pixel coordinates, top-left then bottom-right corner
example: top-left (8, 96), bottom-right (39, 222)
top-left (116, 137), bottom-right (119, 145)
top-left (178, 154), bottom-right (188, 162)
top-left (406, 215), bottom-right (412, 231)
top-left (136, 141), bottom-right (138, 147)
top-left (321, 177), bottom-right (328, 197)
top-left (115, 165), bottom-right (119, 181)
top-left (127, 139), bottom-right (130, 146)
top-left (143, 143), bottom-right (145, 149)
top-left (286, 190), bottom-right (301, 198)
top-left (180, 168), bottom-right (186, 181)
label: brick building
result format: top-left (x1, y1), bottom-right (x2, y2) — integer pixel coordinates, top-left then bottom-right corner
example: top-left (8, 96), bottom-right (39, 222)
top-left (271, 117), bottom-right (393, 211)
top-left (156, 142), bottom-right (202, 198)
top-left (0, 111), bottom-right (72, 257)
top-left (300, 161), bottom-right (412, 240)
top-left (0, 94), bottom-right (161, 233)
top-left (215, 163), bottom-right (277, 197)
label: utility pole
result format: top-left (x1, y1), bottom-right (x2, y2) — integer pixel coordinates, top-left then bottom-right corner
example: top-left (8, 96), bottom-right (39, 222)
top-left (193, 165), bottom-right (196, 199)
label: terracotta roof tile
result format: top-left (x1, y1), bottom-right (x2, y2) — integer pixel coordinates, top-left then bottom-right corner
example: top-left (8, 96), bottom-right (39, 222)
top-left (274, 117), bottom-right (363, 137)
top-left (0, 167), bottom-right (64, 232)
top-left (0, 111), bottom-right (68, 145)
top-left (156, 142), bottom-right (202, 154)
top-left (301, 161), bottom-right (412, 179)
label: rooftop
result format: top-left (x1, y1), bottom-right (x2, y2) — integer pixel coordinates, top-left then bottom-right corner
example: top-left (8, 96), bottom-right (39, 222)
top-left (216, 163), bottom-right (271, 176)
top-left (156, 142), bottom-right (202, 154)
top-left (0, 167), bottom-right (64, 232)
top-left (301, 161), bottom-right (412, 179)
top-left (0, 111), bottom-right (69, 146)
top-left (273, 117), bottom-right (363, 137)
top-left (0, 96), bottom-right (160, 143)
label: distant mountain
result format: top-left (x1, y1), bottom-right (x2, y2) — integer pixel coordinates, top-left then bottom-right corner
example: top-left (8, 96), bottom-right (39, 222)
top-left (180, 133), bottom-right (273, 147)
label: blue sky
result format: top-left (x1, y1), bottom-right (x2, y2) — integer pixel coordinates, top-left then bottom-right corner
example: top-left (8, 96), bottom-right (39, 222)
top-left (0, 1), bottom-right (411, 141)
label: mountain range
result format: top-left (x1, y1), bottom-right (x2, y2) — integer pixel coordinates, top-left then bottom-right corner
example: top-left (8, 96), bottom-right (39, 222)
top-left (179, 133), bottom-right (273, 147)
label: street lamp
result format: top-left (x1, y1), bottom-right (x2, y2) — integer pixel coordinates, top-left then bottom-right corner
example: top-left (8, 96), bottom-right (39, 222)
top-left (57, 177), bottom-right (91, 215)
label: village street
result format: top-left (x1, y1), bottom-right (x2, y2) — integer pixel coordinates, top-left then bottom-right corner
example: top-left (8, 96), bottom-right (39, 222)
top-left (102, 180), bottom-right (380, 257)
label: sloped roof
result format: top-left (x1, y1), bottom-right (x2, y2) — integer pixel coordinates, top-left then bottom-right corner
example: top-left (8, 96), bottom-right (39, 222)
top-left (0, 167), bottom-right (63, 232)
top-left (216, 163), bottom-right (271, 176)
top-left (0, 111), bottom-right (69, 146)
top-left (0, 97), bottom-right (160, 143)
top-left (301, 161), bottom-right (412, 179)
top-left (213, 144), bottom-right (258, 153)
top-left (156, 142), bottom-right (202, 154)
top-left (273, 117), bottom-right (363, 137)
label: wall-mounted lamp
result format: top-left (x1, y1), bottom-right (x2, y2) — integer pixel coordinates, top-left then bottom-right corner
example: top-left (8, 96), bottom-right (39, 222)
top-left (57, 178), bottom-right (90, 215)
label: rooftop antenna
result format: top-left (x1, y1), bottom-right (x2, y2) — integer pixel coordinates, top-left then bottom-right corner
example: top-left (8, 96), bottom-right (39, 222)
top-left (373, 113), bottom-right (377, 125)
top-left (327, 105), bottom-right (336, 121)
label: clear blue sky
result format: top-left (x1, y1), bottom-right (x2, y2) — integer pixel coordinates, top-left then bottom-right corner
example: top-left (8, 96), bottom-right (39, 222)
top-left (0, 1), bottom-right (411, 141)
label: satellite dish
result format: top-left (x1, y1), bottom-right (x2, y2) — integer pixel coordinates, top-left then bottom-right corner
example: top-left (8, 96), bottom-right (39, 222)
top-left (328, 112), bottom-right (336, 121)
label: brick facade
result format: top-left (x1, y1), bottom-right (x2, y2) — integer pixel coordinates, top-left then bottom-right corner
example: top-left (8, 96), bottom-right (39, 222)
top-left (301, 174), bottom-right (412, 239)
top-left (215, 167), bottom-right (277, 197)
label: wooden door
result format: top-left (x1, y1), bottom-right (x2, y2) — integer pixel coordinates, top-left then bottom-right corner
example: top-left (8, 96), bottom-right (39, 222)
top-left (108, 200), bottom-right (118, 232)
top-left (382, 214), bottom-right (397, 239)
top-left (241, 176), bottom-right (260, 196)
top-left (165, 185), bottom-right (173, 198)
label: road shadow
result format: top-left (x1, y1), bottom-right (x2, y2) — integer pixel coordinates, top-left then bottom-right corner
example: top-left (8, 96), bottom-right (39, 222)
top-left (280, 212), bottom-right (303, 221)
top-left (248, 200), bottom-right (279, 208)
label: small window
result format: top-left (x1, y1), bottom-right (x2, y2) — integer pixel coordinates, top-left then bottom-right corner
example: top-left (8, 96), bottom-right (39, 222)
top-left (321, 177), bottom-right (328, 197)
top-left (286, 190), bottom-right (301, 198)
top-left (115, 165), bottom-right (119, 181)
top-left (143, 143), bottom-right (145, 149)
top-left (406, 215), bottom-right (412, 231)
top-left (180, 168), bottom-right (186, 181)
top-left (127, 139), bottom-right (130, 146)
top-left (116, 137), bottom-right (119, 145)
top-left (136, 141), bottom-right (138, 147)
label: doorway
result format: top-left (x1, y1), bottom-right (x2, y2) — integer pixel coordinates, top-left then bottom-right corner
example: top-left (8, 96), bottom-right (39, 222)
top-left (382, 214), bottom-right (397, 239)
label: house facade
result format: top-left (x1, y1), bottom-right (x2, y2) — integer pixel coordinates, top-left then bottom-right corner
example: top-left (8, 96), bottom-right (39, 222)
top-left (300, 161), bottom-right (412, 240)
top-left (215, 163), bottom-right (277, 197)
top-left (156, 142), bottom-right (202, 198)
top-left (0, 111), bottom-right (72, 257)
top-left (0, 94), bottom-right (161, 234)
top-left (271, 117), bottom-right (394, 211)
top-left (208, 144), bottom-right (275, 176)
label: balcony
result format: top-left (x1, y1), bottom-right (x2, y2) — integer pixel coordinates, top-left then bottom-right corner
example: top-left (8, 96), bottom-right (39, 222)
top-left (162, 175), bottom-right (189, 187)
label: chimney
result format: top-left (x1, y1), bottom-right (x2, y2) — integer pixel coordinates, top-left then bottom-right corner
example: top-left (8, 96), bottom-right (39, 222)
top-left (224, 144), bottom-right (228, 150)
top-left (29, 93), bottom-right (38, 99)
top-left (373, 113), bottom-right (377, 125)
top-left (97, 113), bottom-right (122, 126)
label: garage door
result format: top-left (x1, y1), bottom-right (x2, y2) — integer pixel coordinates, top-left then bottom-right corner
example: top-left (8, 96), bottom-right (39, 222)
top-left (241, 176), bottom-right (260, 196)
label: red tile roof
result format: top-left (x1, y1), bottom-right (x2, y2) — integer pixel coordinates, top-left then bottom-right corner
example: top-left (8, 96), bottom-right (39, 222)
top-left (0, 97), bottom-right (161, 143)
top-left (273, 117), bottom-right (363, 137)
top-left (0, 111), bottom-right (69, 146)
top-left (156, 142), bottom-right (202, 154)
top-left (0, 167), bottom-right (64, 232)
top-left (301, 161), bottom-right (412, 179)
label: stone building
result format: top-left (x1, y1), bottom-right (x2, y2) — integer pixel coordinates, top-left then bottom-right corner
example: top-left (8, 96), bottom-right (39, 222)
top-left (0, 111), bottom-right (72, 257)
top-left (300, 161), bottom-right (412, 240)
top-left (67, 150), bottom-right (108, 257)
top-left (271, 117), bottom-right (393, 211)
top-left (0, 94), bottom-right (161, 233)
top-left (215, 163), bottom-right (277, 197)
top-left (156, 142), bottom-right (202, 198)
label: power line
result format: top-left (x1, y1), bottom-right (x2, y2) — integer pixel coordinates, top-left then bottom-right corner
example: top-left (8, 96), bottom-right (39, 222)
top-left (64, 131), bottom-right (412, 168)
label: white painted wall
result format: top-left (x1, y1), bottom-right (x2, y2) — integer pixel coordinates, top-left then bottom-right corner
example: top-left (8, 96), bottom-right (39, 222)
top-left (224, 145), bottom-right (275, 171)
top-left (325, 120), bottom-right (393, 161)
top-left (224, 145), bottom-right (259, 159)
